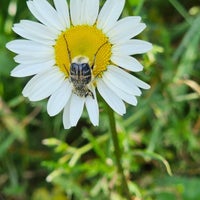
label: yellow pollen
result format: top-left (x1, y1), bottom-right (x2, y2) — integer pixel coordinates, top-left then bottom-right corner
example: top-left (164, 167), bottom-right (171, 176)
top-left (54, 25), bottom-right (112, 78)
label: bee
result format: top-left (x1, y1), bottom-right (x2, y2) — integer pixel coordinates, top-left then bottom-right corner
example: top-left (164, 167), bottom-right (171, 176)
top-left (63, 35), bottom-right (107, 99)
top-left (70, 56), bottom-right (94, 98)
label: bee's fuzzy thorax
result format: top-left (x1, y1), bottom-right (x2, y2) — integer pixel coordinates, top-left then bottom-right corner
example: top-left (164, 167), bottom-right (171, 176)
top-left (72, 56), bottom-right (89, 64)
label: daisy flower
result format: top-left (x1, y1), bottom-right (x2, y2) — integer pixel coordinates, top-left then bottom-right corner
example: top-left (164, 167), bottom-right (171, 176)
top-left (6, 0), bottom-right (152, 129)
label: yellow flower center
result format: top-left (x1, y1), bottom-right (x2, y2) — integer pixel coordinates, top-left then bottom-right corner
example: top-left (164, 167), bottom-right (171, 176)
top-left (54, 25), bottom-right (112, 78)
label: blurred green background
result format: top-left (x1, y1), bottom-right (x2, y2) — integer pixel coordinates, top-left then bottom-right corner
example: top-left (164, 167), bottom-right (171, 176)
top-left (0, 0), bottom-right (200, 199)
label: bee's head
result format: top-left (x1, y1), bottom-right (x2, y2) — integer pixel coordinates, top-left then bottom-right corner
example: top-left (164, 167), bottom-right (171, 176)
top-left (72, 56), bottom-right (89, 65)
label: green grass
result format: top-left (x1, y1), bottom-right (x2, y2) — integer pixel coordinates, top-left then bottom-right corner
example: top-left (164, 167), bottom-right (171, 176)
top-left (0, 0), bottom-right (200, 199)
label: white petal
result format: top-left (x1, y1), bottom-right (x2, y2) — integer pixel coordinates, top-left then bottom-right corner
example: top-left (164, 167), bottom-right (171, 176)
top-left (97, 79), bottom-right (126, 115)
top-left (111, 54), bottom-right (143, 72)
top-left (81, 0), bottom-right (99, 25)
top-left (70, 0), bottom-right (81, 25)
top-left (85, 86), bottom-right (99, 126)
top-left (14, 54), bottom-right (53, 65)
top-left (102, 76), bottom-right (138, 106)
top-left (53, 0), bottom-right (70, 28)
top-left (108, 66), bottom-right (150, 90)
top-left (104, 66), bottom-right (142, 96)
top-left (47, 80), bottom-right (72, 116)
top-left (12, 21), bottom-right (57, 45)
top-left (27, 0), bottom-right (64, 31)
top-left (129, 76), bottom-right (150, 90)
top-left (112, 39), bottom-right (153, 56)
top-left (70, 0), bottom-right (99, 26)
top-left (11, 60), bottom-right (55, 77)
top-left (70, 94), bottom-right (85, 126)
top-left (20, 20), bottom-right (58, 39)
top-left (97, 0), bottom-right (125, 33)
top-left (6, 39), bottom-right (54, 55)
top-left (22, 67), bottom-right (65, 101)
top-left (107, 18), bottom-right (146, 44)
top-left (63, 99), bottom-right (72, 129)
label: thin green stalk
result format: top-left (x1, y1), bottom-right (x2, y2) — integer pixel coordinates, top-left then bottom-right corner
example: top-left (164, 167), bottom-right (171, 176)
top-left (168, 0), bottom-right (192, 24)
top-left (107, 105), bottom-right (132, 200)
top-left (135, 0), bottom-right (145, 16)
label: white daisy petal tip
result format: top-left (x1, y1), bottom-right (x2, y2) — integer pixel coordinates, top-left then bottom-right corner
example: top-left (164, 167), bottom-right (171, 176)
top-left (63, 118), bottom-right (72, 129)
top-left (10, 70), bottom-right (15, 77)
top-left (6, 40), bottom-right (17, 52)
top-left (10, 68), bottom-right (21, 77)
top-left (65, 124), bottom-right (73, 129)
top-left (5, 41), bottom-right (11, 51)
top-left (142, 83), bottom-right (151, 90)
top-left (147, 42), bottom-right (153, 51)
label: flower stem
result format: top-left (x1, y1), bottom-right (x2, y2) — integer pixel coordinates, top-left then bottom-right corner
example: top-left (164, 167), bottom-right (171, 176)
top-left (107, 106), bottom-right (132, 200)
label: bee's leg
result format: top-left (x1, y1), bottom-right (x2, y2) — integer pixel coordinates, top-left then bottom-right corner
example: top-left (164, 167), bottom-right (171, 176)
top-left (85, 89), bottom-right (94, 99)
